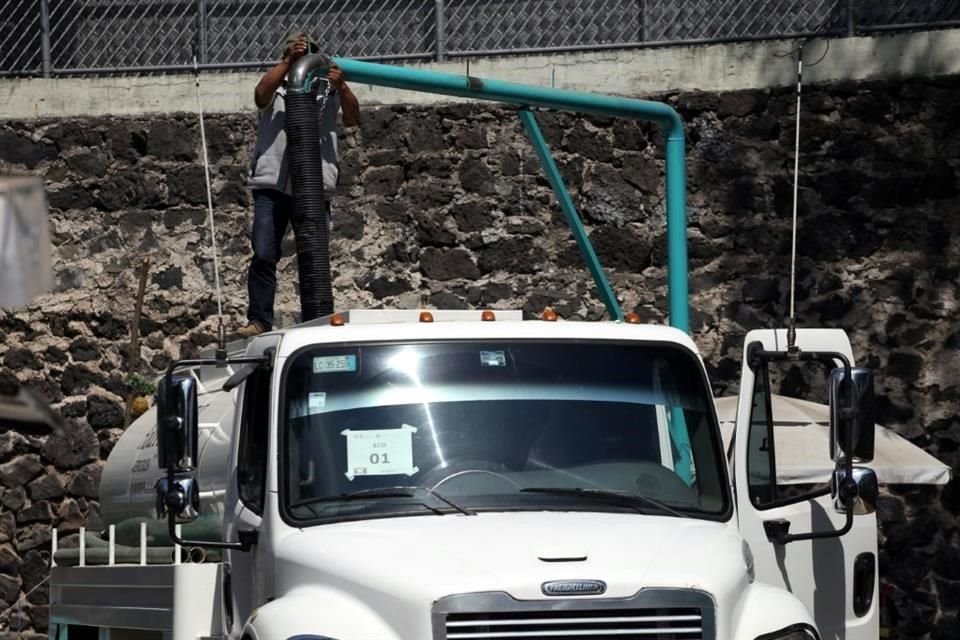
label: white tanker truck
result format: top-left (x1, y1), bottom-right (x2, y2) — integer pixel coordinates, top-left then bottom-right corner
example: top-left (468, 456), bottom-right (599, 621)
top-left (46, 56), bottom-right (950, 640)
top-left (49, 309), bottom-right (893, 640)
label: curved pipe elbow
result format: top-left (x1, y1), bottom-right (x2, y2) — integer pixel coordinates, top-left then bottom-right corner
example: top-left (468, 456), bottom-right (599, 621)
top-left (662, 108), bottom-right (685, 143)
top-left (288, 53), bottom-right (333, 93)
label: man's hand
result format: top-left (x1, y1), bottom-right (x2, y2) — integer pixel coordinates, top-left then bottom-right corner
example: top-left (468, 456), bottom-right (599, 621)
top-left (283, 38), bottom-right (308, 64)
top-left (329, 63), bottom-right (360, 127)
top-left (327, 64), bottom-right (345, 90)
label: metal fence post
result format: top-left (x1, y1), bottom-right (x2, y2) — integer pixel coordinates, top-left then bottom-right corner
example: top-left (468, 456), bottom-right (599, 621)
top-left (640, 0), bottom-right (647, 42)
top-left (39, 0), bottom-right (52, 77)
top-left (197, 0), bottom-right (209, 64)
top-left (435, 0), bottom-right (446, 61)
top-left (846, 0), bottom-right (856, 36)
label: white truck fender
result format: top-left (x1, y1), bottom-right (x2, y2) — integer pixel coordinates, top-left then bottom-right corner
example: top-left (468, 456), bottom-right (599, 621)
top-left (240, 591), bottom-right (401, 640)
top-left (731, 582), bottom-right (819, 639)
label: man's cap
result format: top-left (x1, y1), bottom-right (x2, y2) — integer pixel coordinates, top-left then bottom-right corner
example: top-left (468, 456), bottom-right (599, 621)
top-left (281, 31), bottom-right (319, 55)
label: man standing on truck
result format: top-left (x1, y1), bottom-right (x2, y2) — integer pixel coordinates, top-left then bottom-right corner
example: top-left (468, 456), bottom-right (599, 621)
top-left (238, 31), bottom-right (360, 337)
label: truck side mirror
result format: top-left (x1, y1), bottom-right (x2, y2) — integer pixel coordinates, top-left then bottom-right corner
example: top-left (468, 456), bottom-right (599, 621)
top-left (829, 367), bottom-right (876, 463)
top-left (155, 473), bottom-right (201, 523)
top-left (156, 374), bottom-right (199, 471)
top-left (155, 374), bottom-right (202, 523)
top-left (832, 466), bottom-right (878, 515)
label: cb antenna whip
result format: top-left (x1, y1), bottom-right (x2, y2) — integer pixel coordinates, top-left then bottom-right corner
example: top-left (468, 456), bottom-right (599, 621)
top-left (786, 43), bottom-right (804, 353)
top-left (193, 53), bottom-right (227, 362)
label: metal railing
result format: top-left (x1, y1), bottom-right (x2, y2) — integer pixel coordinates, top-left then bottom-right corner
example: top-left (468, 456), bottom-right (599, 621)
top-left (1, 1), bottom-right (958, 77)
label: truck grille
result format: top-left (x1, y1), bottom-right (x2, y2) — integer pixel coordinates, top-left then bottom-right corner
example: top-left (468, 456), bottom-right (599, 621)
top-left (445, 607), bottom-right (703, 639)
top-left (433, 590), bottom-right (714, 640)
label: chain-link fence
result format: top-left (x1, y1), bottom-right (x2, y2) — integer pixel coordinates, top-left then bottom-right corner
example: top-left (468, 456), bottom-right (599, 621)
top-left (2, 0), bottom-right (958, 77)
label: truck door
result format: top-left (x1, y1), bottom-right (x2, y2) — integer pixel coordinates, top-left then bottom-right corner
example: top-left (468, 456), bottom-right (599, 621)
top-left (733, 329), bottom-right (879, 640)
top-left (224, 367), bottom-right (271, 638)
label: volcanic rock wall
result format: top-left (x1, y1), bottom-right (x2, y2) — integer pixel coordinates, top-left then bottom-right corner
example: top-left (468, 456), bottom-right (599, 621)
top-left (0, 74), bottom-right (958, 638)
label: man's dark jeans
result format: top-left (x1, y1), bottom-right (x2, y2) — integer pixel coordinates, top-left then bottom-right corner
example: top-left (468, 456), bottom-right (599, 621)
top-left (247, 189), bottom-right (331, 330)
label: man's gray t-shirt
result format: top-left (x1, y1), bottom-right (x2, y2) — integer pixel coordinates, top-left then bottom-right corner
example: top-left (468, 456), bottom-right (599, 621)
top-left (247, 85), bottom-right (340, 197)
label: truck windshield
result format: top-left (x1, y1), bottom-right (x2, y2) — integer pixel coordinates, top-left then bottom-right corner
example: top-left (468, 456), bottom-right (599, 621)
top-left (281, 340), bottom-right (729, 524)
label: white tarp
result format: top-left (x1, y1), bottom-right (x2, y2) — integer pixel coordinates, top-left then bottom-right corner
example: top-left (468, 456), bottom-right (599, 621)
top-left (715, 394), bottom-right (951, 485)
top-left (0, 387), bottom-right (62, 430)
top-left (0, 176), bottom-right (53, 308)
top-left (1, 176), bottom-right (57, 429)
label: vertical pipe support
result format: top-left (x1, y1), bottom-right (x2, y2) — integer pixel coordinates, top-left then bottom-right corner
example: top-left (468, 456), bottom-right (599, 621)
top-left (197, 0), bottom-right (209, 64)
top-left (39, 0), bottom-right (52, 77)
top-left (434, 0), bottom-right (446, 61)
top-left (845, 0), bottom-right (856, 37)
top-left (664, 133), bottom-right (689, 333)
top-left (51, 527), bottom-right (58, 568)
top-left (78, 526), bottom-right (86, 567)
top-left (663, 121), bottom-right (695, 479)
top-left (108, 524), bottom-right (116, 565)
top-left (518, 108), bottom-right (624, 321)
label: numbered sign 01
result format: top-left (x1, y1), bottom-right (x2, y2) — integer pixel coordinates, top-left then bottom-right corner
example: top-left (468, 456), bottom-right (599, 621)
top-left (341, 425), bottom-right (419, 480)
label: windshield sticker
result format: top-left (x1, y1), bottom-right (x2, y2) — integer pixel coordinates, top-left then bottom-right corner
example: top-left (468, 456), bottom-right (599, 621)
top-left (313, 354), bottom-right (357, 374)
top-left (479, 350), bottom-right (506, 367)
top-left (307, 392), bottom-right (327, 414)
top-left (341, 424), bottom-right (419, 480)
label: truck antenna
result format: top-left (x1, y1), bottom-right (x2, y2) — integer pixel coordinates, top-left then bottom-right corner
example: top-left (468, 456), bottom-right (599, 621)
top-left (193, 53), bottom-right (227, 363)
top-left (786, 44), bottom-right (804, 353)
top-left (780, 33), bottom-right (830, 353)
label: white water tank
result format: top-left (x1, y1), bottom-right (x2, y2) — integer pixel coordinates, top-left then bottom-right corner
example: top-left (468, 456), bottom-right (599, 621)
top-left (98, 371), bottom-right (236, 526)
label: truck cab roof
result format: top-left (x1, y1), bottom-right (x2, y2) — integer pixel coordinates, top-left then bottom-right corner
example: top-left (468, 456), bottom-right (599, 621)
top-left (244, 310), bottom-right (703, 360)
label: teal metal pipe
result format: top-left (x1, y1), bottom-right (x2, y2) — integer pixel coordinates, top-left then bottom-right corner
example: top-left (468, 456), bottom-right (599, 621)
top-left (518, 109), bottom-right (623, 321)
top-left (289, 55), bottom-right (689, 330)
top-left (665, 137), bottom-right (689, 332)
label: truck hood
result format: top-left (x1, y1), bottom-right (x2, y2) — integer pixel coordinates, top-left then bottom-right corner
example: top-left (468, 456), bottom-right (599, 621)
top-left (274, 511), bottom-right (748, 614)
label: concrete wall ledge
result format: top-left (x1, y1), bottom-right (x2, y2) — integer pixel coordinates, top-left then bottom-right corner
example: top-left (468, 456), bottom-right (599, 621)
top-left (2, 28), bottom-right (959, 120)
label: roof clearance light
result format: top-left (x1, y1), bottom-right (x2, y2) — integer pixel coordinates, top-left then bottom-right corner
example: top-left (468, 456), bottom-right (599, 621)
top-left (624, 312), bottom-right (641, 324)
top-left (419, 311), bottom-right (434, 323)
top-left (330, 314), bottom-right (347, 326)
top-left (541, 308), bottom-right (559, 322)
top-left (481, 310), bottom-right (496, 322)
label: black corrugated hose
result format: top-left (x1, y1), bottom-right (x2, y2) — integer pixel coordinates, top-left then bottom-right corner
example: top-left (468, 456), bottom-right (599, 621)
top-left (284, 88), bottom-right (334, 320)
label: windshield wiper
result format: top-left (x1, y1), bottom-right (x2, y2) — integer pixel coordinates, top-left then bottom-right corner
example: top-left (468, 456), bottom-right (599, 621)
top-left (519, 487), bottom-right (683, 518)
top-left (289, 485), bottom-right (475, 516)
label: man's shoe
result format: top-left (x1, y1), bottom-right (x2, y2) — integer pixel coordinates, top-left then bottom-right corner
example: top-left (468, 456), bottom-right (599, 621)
top-left (236, 322), bottom-right (265, 338)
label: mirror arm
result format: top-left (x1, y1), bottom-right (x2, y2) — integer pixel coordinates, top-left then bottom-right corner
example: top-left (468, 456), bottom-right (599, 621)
top-left (768, 449), bottom-right (858, 545)
top-left (747, 344), bottom-right (852, 377)
top-left (771, 485), bottom-right (855, 545)
top-left (166, 509), bottom-right (257, 552)
top-left (165, 356), bottom-right (271, 381)
top-left (767, 508), bottom-right (855, 545)
top-left (748, 345), bottom-right (859, 453)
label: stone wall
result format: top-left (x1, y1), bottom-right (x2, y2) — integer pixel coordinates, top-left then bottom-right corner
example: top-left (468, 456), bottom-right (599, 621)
top-left (0, 74), bottom-right (958, 638)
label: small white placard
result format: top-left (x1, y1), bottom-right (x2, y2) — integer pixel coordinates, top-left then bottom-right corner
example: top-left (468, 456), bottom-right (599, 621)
top-left (307, 392), bottom-right (326, 413)
top-left (341, 425), bottom-right (419, 480)
top-left (480, 350), bottom-right (506, 367)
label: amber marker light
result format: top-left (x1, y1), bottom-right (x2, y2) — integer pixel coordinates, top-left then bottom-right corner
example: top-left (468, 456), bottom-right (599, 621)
top-left (481, 310), bottom-right (496, 322)
top-left (541, 308), bottom-right (559, 322)
top-left (419, 311), bottom-right (434, 323)
top-left (624, 312), bottom-right (641, 324)
top-left (330, 314), bottom-right (347, 326)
